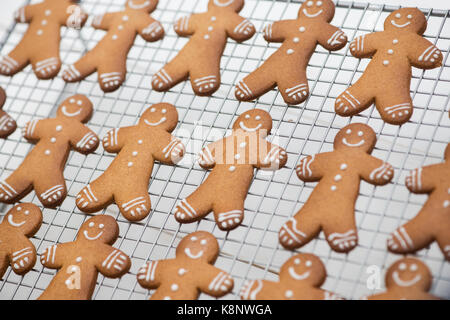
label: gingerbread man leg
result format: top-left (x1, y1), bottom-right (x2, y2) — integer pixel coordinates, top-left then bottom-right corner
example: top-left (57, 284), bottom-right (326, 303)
top-left (114, 189), bottom-right (151, 221)
top-left (277, 68), bottom-right (309, 105)
top-left (189, 61), bottom-right (220, 96)
top-left (0, 171), bottom-right (32, 203)
top-left (152, 56), bottom-right (189, 92)
top-left (34, 173), bottom-right (67, 207)
top-left (335, 77), bottom-right (374, 117)
top-left (0, 41), bottom-right (29, 76)
top-left (62, 52), bottom-right (98, 84)
top-left (76, 175), bottom-right (113, 213)
top-left (235, 61), bottom-right (276, 102)
top-left (30, 51), bottom-right (61, 80)
top-left (97, 62), bottom-right (126, 93)
top-left (322, 215), bottom-right (358, 252)
top-left (0, 253), bottom-right (8, 279)
top-left (375, 85), bottom-right (412, 125)
top-left (279, 208), bottom-right (321, 250)
top-left (174, 186), bottom-right (213, 224)
top-left (212, 198), bottom-right (245, 231)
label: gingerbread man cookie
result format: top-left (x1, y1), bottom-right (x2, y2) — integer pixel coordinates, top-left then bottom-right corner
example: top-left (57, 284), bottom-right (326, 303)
top-left (0, 203), bottom-right (42, 280)
top-left (235, 0), bottom-right (347, 105)
top-left (137, 231), bottom-right (234, 300)
top-left (76, 103), bottom-right (185, 222)
top-left (0, 95), bottom-right (99, 208)
top-left (63, 0), bottom-right (164, 93)
top-left (0, 0), bottom-right (88, 80)
top-left (240, 253), bottom-right (342, 300)
top-left (279, 123), bottom-right (394, 252)
top-left (388, 143), bottom-right (450, 261)
top-left (0, 87), bottom-right (17, 139)
top-left (366, 258), bottom-right (439, 300)
top-left (173, 109), bottom-right (287, 231)
top-left (38, 215), bottom-right (130, 300)
top-left (335, 8), bottom-right (443, 125)
top-left (152, 0), bottom-right (255, 96)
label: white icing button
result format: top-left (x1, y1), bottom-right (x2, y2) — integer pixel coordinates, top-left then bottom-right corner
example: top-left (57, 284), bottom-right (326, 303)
top-left (340, 163), bottom-right (347, 170)
top-left (240, 142), bottom-right (247, 148)
top-left (393, 39), bottom-right (399, 44)
top-left (293, 37), bottom-right (299, 43)
top-left (42, 20), bottom-right (47, 25)
top-left (37, 30), bottom-right (43, 36)
top-left (334, 174), bottom-right (342, 182)
top-left (138, 140), bottom-right (143, 144)
top-left (299, 26), bottom-right (306, 32)
top-left (178, 268), bottom-right (187, 276)
top-left (388, 49), bottom-right (394, 54)
top-left (229, 166), bottom-right (236, 172)
top-left (118, 25), bottom-right (123, 30)
top-left (56, 125), bottom-right (62, 131)
top-left (208, 26), bottom-right (213, 31)
top-left (112, 35), bottom-right (118, 40)
top-left (285, 290), bottom-right (293, 298)
top-left (122, 15), bottom-right (129, 21)
top-left (171, 284), bottom-right (179, 291)
top-left (331, 185), bottom-right (337, 191)
top-left (76, 257), bottom-right (82, 262)
top-left (51, 137), bottom-right (56, 143)
top-left (383, 60), bottom-right (389, 66)
top-left (287, 49), bottom-right (294, 55)
top-left (204, 35), bottom-right (210, 40)
top-left (45, 150), bottom-right (51, 155)
top-left (211, 16), bottom-right (216, 21)
top-left (444, 200), bottom-right (449, 208)
top-left (132, 151), bottom-right (138, 156)
top-left (128, 162), bottom-right (133, 167)
top-left (45, 10), bottom-right (51, 16)
top-left (235, 154), bottom-right (241, 160)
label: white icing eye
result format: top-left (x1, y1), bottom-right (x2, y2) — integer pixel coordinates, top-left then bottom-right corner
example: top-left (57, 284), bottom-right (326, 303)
top-left (24, 210), bottom-right (30, 215)
top-left (191, 236), bottom-right (198, 241)
top-left (89, 222), bottom-right (94, 227)
top-left (410, 264), bottom-right (418, 272)
top-left (17, 206), bottom-right (22, 211)
top-left (395, 13), bottom-right (401, 18)
top-left (77, 100), bottom-right (83, 106)
top-left (306, 1), bottom-right (313, 7)
top-left (70, 99), bottom-right (75, 103)
top-left (407, 14), bottom-right (412, 19)
top-left (399, 263), bottom-right (407, 271)
top-left (150, 108), bottom-right (156, 112)
top-left (317, 1), bottom-right (323, 6)
top-left (162, 109), bottom-right (167, 114)
top-left (294, 258), bottom-right (301, 265)
top-left (99, 224), bottom-right (104, 229)
top-left (255, 115), bottom-right (261, 120)
top-left (346, 129), bottom-right (352, 134)
top-left (358, 131), bottom-right (363, 136)
top-left (305, 260), bottom-right (312, 267)
top-left (245, 114), bottom-right (250, 119)
top-left (200, 239), bottom-right (207, 245)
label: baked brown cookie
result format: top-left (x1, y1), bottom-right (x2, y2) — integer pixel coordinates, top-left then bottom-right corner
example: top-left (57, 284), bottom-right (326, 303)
top-left (235, 0), bottom-right (347, 105)
top-left (174, 109), bottom-right (287, 231)
top-left (76, 103), bottom-right (185, 222)
top-left (137, 231), bottom-right (233, 300)
top-left (388, 143), bottom-right (450, 260)
top-left (335, 8), bottom-right (443, 125)
top-left (240, 253), bottom-right (343, 300)
top-left (0, 95), bottom-right (99, 208)
top-left (63, 0), bottom-right (164, 92)
top-left (0, 0), bottom-right (88, 79)
top-left (152, 0), bottom-right (255, 96)
top-left (0, 203), bottom-right (42, 280)
top-left (39, 215), bottom-right (131, 300)
top-left (279, 123), bottom-right (394, 252)
top-left (0, 87), bottom-right (17, 139)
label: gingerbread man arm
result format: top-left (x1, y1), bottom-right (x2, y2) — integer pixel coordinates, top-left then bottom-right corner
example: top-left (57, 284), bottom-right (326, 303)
top-left (14, 4), bottom-right (39, 24)
top-left (262, 20), bottom-right (291, 43)
top-left (295, 153), bottom-right (329, 182)
top-left (349, 32), bottom-right (382, 58)
top-left (22, 119), bottom-right (44, 142)
top-left (198, 141), bottom-right (219, 169)
top-left (9, 237), bottom-right (37, 275)
top-left (40, 243), bottom-right (68, 269)
top-left (405, 164), bottom-right (439, 194)
top-left (408, 36), bottom-right (443, 69)
top-left (173, 13), bottom-right (201, 36)
top-left (359, 154), bottom-right (394, 186)
top-left (317, 23), bottom-right (347, 51)
top-left (197, 264), bottom-right (234, 297)
top-left (136, 260), bottom-right (166, 289)
top-left (96, 246), bottom-right (131, 278)
top-left (226, 14), bottom-right (255, 42)
top-left (256, 141), bottom-right (288, 171)
top-left (137, 15), bottom-right (164, 42)
top-left (91, 12), bottom-right (118, 31)
top-left (69, 123), bottom-right (99, 155)
top-left (152, 132), bottom-right (185, 165)
top-left (102, 126), bottom-right (135, 153)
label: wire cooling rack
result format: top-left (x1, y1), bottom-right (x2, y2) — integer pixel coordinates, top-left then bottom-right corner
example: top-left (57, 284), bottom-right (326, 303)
top-left (0, 0), bottom-right (449, 300)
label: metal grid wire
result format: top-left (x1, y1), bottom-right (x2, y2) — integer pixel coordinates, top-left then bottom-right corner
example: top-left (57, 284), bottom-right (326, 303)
top-left (0, 0), bottom-right (449, 300)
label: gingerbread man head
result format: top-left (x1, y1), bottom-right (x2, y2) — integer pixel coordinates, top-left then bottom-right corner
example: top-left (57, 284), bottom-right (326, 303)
top-left (232, 109), bottom-right (273, 138)
top-left (77, 215), bottom-right (119, 245)
top-left (384, 8), bottom-right (426, 35)
top-left (385, 257), bottom-right (432, 292)
top-left (56, 95), bottom-right (93, 123)
top-left (208, 0), bottom-right (244, 12)
top-left (1, 203), bottom-right (42, 237)
top-left (333, 123), bottom-right (376, 153)
top-left (138, 103), bottom-right (179, 132)
top-left (279, 253), bottom-right (326, 288)
top-left (298, 0), bottom-right (335, 22)
top-left (126, 0), bottom-right (158, 13)
top-left (176, 231), bottom-right (219, 263)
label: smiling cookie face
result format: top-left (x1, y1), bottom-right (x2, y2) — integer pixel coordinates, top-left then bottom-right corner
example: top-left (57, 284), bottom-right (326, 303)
top-left (209, 0), bottom-right (244, 12)
top-left (176, 231), bottom-right (219, 263)
top-left (384, 8), bottom-right (426, 35)
top-left (279, 253), bottom-right (326, 287)
top-left (298, 0), bottom-right (335, 22)
top-left (334, 123), bottom-right (376, 152)
top-left (232, 109), bottom-right (272, 137)
top-left (2, 203), bottom-right (42, 237)
top-left (56, 95), bottom-right (93, 123)
top-left (126, 0), bottom-right (158, 12)
top-left (139, 103), bottom-right (178, 132)
top-left (385, 258), bottom-right (431, 291)
top-left (78, 215), bottom-right (119, 245)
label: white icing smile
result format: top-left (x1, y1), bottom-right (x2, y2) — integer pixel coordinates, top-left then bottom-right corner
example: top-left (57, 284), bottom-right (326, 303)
top-left (144, 117), bottom-right (166, 126)
top-left (214, 0), bottom-right (234, 7)
top-left (128, 0), bottom-right (150, 9)
top-left (392, 271), bottom-right (421, 287)
top-left (61, 106), bottom-right (82, 117)
top-left (342, 138), bottom-right (365, 147)
top-left (83, 230), bottom-right (103, 241)
top-left (391, 20), bottom-right (411, 28)
top-left (288, 267), bottom-right (311, 280)
top-left (302, 9), bottom-right (323, 18)
top-left (8, 214), bottom-right (25, 227)
top-left (184, 248), bottom-right (204, 259)
top-left (239, 121), bottom-right (262, 133)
